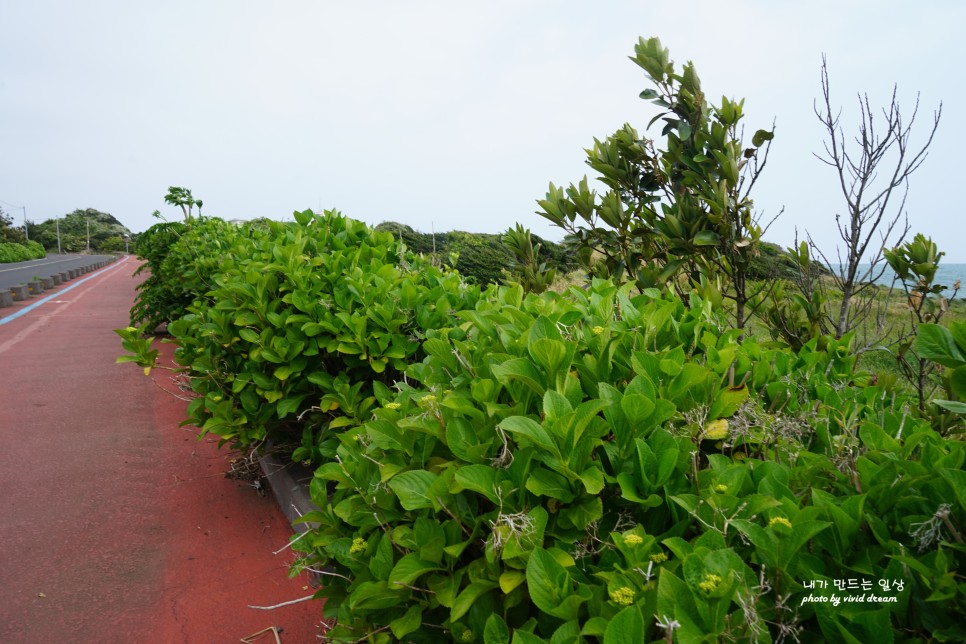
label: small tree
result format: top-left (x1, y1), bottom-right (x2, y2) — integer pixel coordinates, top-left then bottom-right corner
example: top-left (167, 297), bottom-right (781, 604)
top-left (537, 37), bottom-right (777, 330)
top-left (808, 57), bottom-right (941, 341)
top-left (164, 186), bottom-right (203, 221)
top-left (885, 234), bottom-right (958, 410)
top-left (501, 224), bottom-right (557, 294)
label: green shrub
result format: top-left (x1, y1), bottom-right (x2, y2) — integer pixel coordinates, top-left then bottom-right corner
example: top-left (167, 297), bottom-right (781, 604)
top-left (130, 218), bottom-right (238, 330)
top-left (288, 280), bottom-right (964, 642)
top-left (164, 210), bottom-right (482, 459)
top-left (0, 240), bottom-right (45, 263)
top-left (119, 218), bottom-right (964, 640)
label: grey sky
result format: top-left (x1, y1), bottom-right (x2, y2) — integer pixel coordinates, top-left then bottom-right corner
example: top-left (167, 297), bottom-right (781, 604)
top-left (2, 1), bottom-right (962, 259)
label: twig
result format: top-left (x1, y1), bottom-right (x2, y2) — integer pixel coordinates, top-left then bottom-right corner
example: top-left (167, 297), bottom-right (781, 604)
top-left (248, 594), bottom-right (315, 610)
top-left (273, 528), bottom-right (311, 555)
top-left (240, 625), bottom-right (282, 643)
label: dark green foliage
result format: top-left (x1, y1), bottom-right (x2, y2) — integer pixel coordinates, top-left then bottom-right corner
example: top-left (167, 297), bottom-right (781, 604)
top-left (376, 222), bottom-right (575, 285)
top-left (118, 215), bottom-right (966, 642)
top-left (162, 210), bottom-right (483, 459)
top-left (747, 241), bottom-right (810, 280)
top-left (539, 37), bottom-right (776, 329)
top-left (0, 208), bottom-right (27, 244)
top-left (30, 208), bottom-right (133, 253)
top-left (289, 281), bottom-right (964, 642)
top-left (129, 218), bottom-right (237, 331)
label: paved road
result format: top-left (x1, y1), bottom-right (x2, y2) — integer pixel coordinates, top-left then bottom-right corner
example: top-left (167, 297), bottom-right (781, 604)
top-left (0, 260), bottom-right (322, 642)
top-left (0, 253), bottom-right (117, 289)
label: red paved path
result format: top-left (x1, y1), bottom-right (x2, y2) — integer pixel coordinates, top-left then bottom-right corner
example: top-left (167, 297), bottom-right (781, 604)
top-left (0, 259), bottom-right (323, 643)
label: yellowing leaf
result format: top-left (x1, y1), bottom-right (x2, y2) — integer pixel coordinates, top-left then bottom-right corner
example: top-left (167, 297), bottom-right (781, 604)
top-left (703, 419), bottom-right (728, 440)
top-left (499, 570), bottom-right (526, 594)
top-left (143, 366), bottom-right (152, 376)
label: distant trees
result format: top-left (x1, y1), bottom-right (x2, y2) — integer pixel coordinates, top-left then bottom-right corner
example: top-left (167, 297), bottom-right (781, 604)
top-left (31, 209), bottom-right (132, 253)
top-left (0, 206), bottom-right (27, 243)
top-left (375, 221), bottom-right (575, 286)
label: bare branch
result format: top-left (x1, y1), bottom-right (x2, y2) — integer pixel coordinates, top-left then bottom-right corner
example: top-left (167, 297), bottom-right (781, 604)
top-left (802, 55), bottom-right (941, 338)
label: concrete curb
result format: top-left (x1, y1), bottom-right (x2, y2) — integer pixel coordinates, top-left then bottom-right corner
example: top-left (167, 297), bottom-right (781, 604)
top-left (258, 451), bottom-right (319, 533)
top-left (258, 451), bottom-right (325, 587)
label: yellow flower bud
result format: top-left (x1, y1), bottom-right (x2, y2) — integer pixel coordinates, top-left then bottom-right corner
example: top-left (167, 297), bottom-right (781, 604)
top-left (698, 573), bottom-right (722, 593)
top-left (768, 516), bottom-right (793, 529)
top-left (609, 586), bottom-right (635, 606)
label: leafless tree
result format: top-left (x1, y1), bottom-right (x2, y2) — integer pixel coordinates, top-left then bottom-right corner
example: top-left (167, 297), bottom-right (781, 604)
top-left (808, 56), bottom-right (941, 341)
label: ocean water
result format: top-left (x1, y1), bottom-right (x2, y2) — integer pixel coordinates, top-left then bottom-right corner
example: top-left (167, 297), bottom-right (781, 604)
top-left (841, 263), bottom-right (966, 298)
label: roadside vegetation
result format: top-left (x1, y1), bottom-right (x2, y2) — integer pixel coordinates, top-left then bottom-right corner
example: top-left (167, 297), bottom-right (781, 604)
top-left (29, 208), bottom-right (133, 254)
top-left (117, 38), bottom-right (964, 643)
top-left (0, 208), bottom-right (45, 262)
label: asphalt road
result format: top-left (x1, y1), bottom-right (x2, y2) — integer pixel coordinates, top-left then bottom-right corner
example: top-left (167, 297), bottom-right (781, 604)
top-left (0, 253), bottom-right (117, 289)
top-left (0, 260), bottom-right (322, 642)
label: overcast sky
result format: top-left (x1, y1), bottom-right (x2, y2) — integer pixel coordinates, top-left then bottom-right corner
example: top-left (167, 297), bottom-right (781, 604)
top-left (1, 1), bottom-right (962, 259)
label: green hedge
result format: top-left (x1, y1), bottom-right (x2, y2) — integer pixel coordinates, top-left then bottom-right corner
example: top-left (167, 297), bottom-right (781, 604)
top-left (130, 218), bottom-right (239, 330)
top-left (163, 211), bottom-right (482, 460)
top-left (0, 240), bottom-right (45, 263)
top-left (118, 211), bottom-right (965, 642)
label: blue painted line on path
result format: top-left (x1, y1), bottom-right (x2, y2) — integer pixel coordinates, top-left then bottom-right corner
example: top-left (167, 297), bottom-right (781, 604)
top-left (0, 256), bottom-right (131, 327)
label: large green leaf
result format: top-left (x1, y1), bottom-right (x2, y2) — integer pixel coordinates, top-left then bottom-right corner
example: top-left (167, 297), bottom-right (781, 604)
top-left (603, 606), bottom-right (645, 644)
top-left (950, 365), bottom-right (966, 399)
top-left (388, 553), bottom-right (439, 587)
top-left (511, 631), bottom-right (548, 644)
top-left (917, 324), bottom-right (966, 367)
top-left (529, 338), bottom-right (572, 375)
top-left (484, 614), bottom-right (511, 644)
top-left (543, 389), bottom-right (573, 423)
top-left (526, 548), bottom-right (571, 615)
top-left (526, 467), bottom-right (575, 502)
top-left (620, 394), bottom-right (655, 423)
top-left (348, 580), bottom-right (404, 611)
top-left (389, 470), bottom-right (438, 510)
top-left (656, 569), bottom-right (702, 633)
top-left (933, 399), bottom-right (966, 414)
top-left (693, 230), bottom-right (720, 247)
top-left (492, 358), bottom-right (547, 396)
top-left (940, 468), bottom-right (966, 510)
top-left (451, 580), bottom-right (498, 622)
top-left (500, 416), bottom-right (559, 456)
top-left (454, 464), bottom-right (501, 504)
top-left (529, 549), bottom-right (589, 620)
top-left (390, 605), bottom-right (423, 639)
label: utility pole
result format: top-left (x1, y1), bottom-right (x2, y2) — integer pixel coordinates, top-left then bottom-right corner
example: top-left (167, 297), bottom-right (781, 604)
top-left (22, 206), bottom-right (28, 241)
top-left (56, 218), bottom-right (62, 254)
top-left (86, 216), bottom-right (90, 252)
